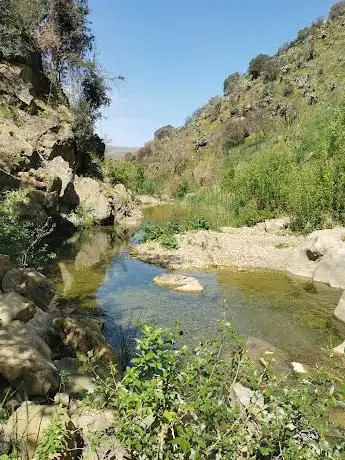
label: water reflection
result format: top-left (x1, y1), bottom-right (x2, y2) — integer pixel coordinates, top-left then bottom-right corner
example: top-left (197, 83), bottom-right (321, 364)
top-left (49, 228), bottom-right (342, 365)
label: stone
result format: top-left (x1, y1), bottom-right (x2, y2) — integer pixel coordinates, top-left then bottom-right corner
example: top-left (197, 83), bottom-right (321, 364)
top-left (153, 274), bottom-right (204, 293)
top-left (230, 382), bottom-right (265, 416)
top-left (264, 218), bottom-right (290, 233)
top-left (334, 292), bottom-right (345, 324)
top-left (246, 337), bottom-right (290, 375)
top-left (54, 392), bottom-right (70, 407)
top-left (0, 255), bottom-right (11, 284)
top-left (332, 340), bottom-right (345, 355)
top-left (52, 317), bottom-right (116, 361)
top-left (113, 183), bottom-right (143, 226)
top-left (136, 195), bottom-right (161, 207)
top-left (2, 268), bottom-right (55, 311)
top-left (291, 362), bottom-right (310, 375)
top-left (4, 403), bottom-right (80, 459)
top-left (0, 292), bottom-right (36, 326)
top-left (36, 156), bottom-right (74, 197)
top-left (287, 228), bottom-right (345, 289)
top-left (74, 177), bottom-right (113, 225)
top-left (54, 357), bottom-right (95, 395)
top-left (0, 321), bottom-right (57, 395)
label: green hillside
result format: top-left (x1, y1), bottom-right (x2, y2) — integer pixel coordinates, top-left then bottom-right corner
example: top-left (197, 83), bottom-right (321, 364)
top-left (124, 2), bottom-right (345, 231)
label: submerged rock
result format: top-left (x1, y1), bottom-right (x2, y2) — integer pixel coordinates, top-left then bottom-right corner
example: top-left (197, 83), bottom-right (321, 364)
top-left (54, 357), bottom-right (95, 395)
top-left (291, 361), bottom-right (310, 375)
top-left (153, 274), bottom-right (204, 293)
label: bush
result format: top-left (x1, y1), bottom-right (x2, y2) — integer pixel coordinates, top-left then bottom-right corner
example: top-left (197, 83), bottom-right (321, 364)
top-left (262, 58), bottom-right (280, 82)
top-left (175, 182), bottom-right (189, 199)
top-left (248, 54), bottom-right (271, 79)
top-left (0, 189), bottom-right (56, 267)
top-left (104, 158), bottom-right (145, 192)
top-left (85, 322), bottom-right (345, 459)
top-left (223, 72), bottom-right (241, 96)
top-left (221, 118), bottom-right (250, 150)
top-left (329, 1), bottom-right (345, 19)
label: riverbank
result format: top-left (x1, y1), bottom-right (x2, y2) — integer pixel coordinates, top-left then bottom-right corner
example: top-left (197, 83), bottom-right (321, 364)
top-left (132, 225), bottom-right (303, 271)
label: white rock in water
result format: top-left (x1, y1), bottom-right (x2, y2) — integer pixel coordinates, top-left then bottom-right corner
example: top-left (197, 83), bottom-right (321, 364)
top-left (291, 362), bottom-right (310, 375)
top-left (332, 340), bottom-right (345, 355)
top-left (153, 274), bottom-right (204, 293)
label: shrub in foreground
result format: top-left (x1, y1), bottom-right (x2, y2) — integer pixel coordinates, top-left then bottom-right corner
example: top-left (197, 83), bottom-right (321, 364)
top-left (84, 323), bottom-right (345, 459)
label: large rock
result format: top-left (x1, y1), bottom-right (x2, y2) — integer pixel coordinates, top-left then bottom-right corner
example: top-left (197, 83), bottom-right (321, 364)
top-left (287, 228), bottom-right (345, 288)
top-left (0, 292), bottom-right (36, 326)
top-left (153, 274), bottom-right (204, 293)
top-left (0, 321), bottom-right (57, 395)
top-left (74, 177), bottom-right (113, 225)
top-left (136, 195), bottom-right (161, 207)
top-left (2, 268), bottom-right (55, 310)
top-left (0, 255), bottom-right (11, 284)
top-left (334, 291), bottom-right (345, 324)
top-left (4, 403), bottom-right (80, 459)
top-left (53, 317), bottom-right (116, 361)
top-left (230, 382), bottom-right (265, 416)
top-left (113, 183), bottom-right (143, 226)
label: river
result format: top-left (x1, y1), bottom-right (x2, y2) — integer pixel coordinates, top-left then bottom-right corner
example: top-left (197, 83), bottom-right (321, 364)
top-left (46, 206), bottom-right (343, 366)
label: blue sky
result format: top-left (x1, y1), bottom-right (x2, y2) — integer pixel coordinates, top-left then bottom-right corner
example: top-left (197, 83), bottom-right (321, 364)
top-left (90, 0), bottom-right (335, 147)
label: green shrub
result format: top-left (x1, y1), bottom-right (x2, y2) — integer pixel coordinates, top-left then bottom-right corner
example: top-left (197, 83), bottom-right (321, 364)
top-left (86, 323), bottom-right (345, 459)
top-left (0, 189), bottom-right (55, 267)
top-left (223, 72), bottom-right (241, 96)
top-left (175, 182), bottom-right (189, 199)
top-left (104, 158), bottom-right (145, 192)
top-left (248, 54), bottom-right (271, 79)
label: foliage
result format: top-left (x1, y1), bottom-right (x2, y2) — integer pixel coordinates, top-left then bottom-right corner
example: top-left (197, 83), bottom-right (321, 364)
top-left (139, 216), bottom-right (212, 249)
top-left (87, 323), bottom-right (345, 459)
top-left (34, 408), bottom-right (71, 459)
top-left (221, 118), bottom-right (250, 150)
top-left (329, 1), bottom-right (345, 19)
top-left (0, 189), bottom-right (56, 267)
top-left (223, 72), bottom-right (241, 96)
top-left (248, 54), bottom-right (271, 79)
top-left (105, 158), bottom-right (145, 192)
top-left (175, 182), bottom-right (189, 200)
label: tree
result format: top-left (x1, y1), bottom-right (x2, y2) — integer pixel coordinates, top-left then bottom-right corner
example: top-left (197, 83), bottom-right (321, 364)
top-left (223, 72), bottom-right (241, 96)
top-left (248, 54), bottom-right (271, 79)
top-left (329, 1), bottom-right (345, 19)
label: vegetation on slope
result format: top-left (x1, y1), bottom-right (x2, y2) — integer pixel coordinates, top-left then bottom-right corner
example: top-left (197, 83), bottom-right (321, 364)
top-left (121, 1), bottom-right (345, 232)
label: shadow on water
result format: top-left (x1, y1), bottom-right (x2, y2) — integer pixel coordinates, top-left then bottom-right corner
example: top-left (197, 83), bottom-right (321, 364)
top-left (46, 222), bottom-right (343, 366)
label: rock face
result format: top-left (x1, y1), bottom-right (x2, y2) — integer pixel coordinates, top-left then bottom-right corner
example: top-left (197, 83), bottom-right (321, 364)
top-left (0, 321), bottom-right (57, 395)
top-left (0, 292), bottom-right (36, 326)
top-left (2, 268), bottom-right (55, 310)
top-left (153, 274), bottom-right (204, 293)
top-left (287, 228), bottom-right (345, 289)
top-left (53, 317), bottom-right (116, 361)
top-left (5, 403), bottom-right (80, 459)
top-left (74, 177), bottom-right (113, 225)
top-left (113, 183), bottom-right (143, 226)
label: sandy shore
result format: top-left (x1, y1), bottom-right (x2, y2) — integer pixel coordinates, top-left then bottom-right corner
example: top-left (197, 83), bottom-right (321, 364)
top-left (131, 226), bottom-right (303, 272)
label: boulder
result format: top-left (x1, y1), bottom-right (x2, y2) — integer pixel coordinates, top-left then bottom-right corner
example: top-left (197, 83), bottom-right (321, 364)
top-left (287, 228), bottom-right (345, 289)
top-left (332, 340), bottom-right (345, 355)
top-left (74, 177), bottom-right (113, 225)
top-left (0, 292), bottom-right (36, 326)
top-left (0, 321), bottom-right (57, 395)
top-left (136, 195), bottom-right (161, 207)
top-left (334, 291), bottom-right (345, 324)
top-left (35, 156), bottom-right (74, 197)
top-left (264, 218), bottom-right (290, 233)
top-left (230, 382), bottom-right (265, 416)
top-left (2, 268), bottom-right (55, 311)
top-left (52, 317), bottom-right (116, 361)
top-left (153, 274), bottom-right (204, 293)
top-left (113, 183), bottom-right (143, 226)
top-left (4, 403), bottom-right (80, 459)
top-left (0, 255), bottom-right (11, 284)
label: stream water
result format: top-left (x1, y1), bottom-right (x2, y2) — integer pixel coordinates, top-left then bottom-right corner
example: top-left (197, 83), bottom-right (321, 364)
top-left (46, 207), bottom-right (343, 366)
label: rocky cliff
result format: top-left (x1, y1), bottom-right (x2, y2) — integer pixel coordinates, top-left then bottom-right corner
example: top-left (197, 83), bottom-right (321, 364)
top-left (0, 50), bottom-right (142, 228)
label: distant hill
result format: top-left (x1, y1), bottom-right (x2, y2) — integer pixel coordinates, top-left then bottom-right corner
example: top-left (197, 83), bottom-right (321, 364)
top-left (105, 146), bottom-right (139, 159)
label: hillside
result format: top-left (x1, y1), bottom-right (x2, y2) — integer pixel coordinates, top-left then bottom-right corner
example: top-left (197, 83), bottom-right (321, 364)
top-left (105, 145), bottom-right (139, 158)
top-left (129, 2), bottom-right (345, 231)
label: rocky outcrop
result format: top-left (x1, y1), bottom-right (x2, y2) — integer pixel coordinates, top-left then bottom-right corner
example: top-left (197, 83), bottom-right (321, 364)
top-left (2, 268), bottom-right (55, 310)
top-left (74, 177), bottom-right (113, 225)
top-left (0, 320), bottom-right (57, 395)
top-left (113, 183), bottom-right (143, 226)
top-left (5, 403), bottom-right (80, 459)
top-left (287, 228), bottom-right (345, 289)
top-left (153, 274), bottom-right (204, 293)
top-left (0, 292), bottom-right (36, 326)
top-left (53, 317), bottom-right (116, 361)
